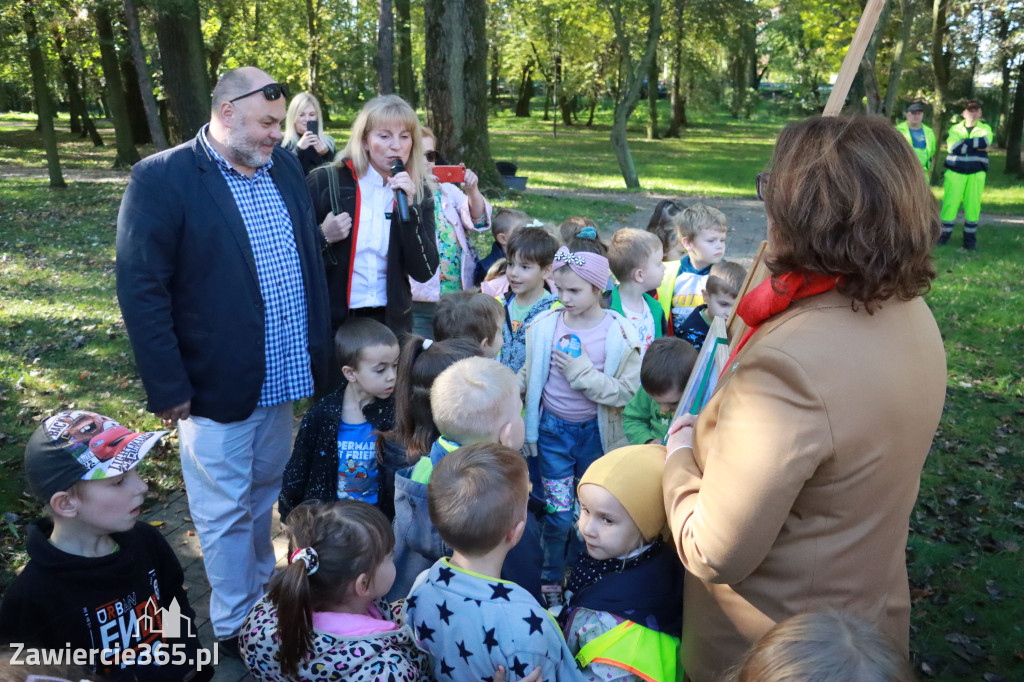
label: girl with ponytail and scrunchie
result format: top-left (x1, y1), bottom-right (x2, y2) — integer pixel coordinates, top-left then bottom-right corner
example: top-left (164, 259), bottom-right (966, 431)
top-left (238, 500), bottom-right (430, 681)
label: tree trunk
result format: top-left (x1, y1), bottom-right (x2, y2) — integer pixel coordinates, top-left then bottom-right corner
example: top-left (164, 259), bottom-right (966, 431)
top-left (377, 0), bottom-right (395, 94)
top-left (996, 8), bottom-right (1011, 146)
top-left (304, 0), bottom-right (327, 116)
top-left (606, 0), bottom-right (662, 188)
top-left (94, 3), bottom-right (140, 168)
top-left (556, 54), bottom-right (572, 127)
top-left (515, 63), bottom-right (534, 117)
top-left (490, 41), bottom-right (500, 103)
top-left (123, 0), bottom-right (169, 150)
top-left (882, 0), bottom-right (913, 118)
top-left (859, 0), bottom-right (890, 115)
top-left (206, 0), bottom-right (235, 85)
top-left (665, 0), bottom-right (686, 137)
top-left (423, 0), bottom-right (504, 191)
top-left (23, 0), bottom-right (65, 188)
top-left (646, 50), bottom-right (659, 140)
top-left (930, 0), bottom-right (951, 186)
top-left (1004, 62), bottom-right (1024, 175)
top-left (152, 0), bottom-right (210, 142)
top-left (52, 27), bottom-right (88, 140)
top-left (119, 32), bottom-right (150, 145)
top-left (395, 0), bottom-right (415, 104)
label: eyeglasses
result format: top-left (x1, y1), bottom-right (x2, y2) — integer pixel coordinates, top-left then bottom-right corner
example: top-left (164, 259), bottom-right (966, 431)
top-left (229, 83), bottom-right (290, 103)
top-left (756, 172), bottom-right (769, 201)
top-left (425, 151), bottom-right (439, 163)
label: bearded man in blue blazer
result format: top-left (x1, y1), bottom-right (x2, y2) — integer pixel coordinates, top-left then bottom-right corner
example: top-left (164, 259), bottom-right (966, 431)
top-left (116, 66), bottom-right (331, 655)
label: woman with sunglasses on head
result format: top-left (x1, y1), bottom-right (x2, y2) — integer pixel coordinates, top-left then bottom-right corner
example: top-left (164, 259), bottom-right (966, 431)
top-left (282, 92), bottom-right (335, 176)
top-left (661, 116), bottom-right (947, 681)
top-left (306, 95), bottom-right (438, 349)
top-left (408, 126), bottom-right (492, 337)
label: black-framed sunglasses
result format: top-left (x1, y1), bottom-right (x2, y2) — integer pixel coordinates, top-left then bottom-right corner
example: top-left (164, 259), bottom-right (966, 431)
top-left (229, 83), bottom-right (290, 103)
top-left (756, 172), bottom-right (769, 201)
top-left (425, 150), bottom-right (439, 163)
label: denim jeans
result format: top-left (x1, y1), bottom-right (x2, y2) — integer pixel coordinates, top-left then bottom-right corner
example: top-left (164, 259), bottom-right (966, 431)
top-left (537, 410), bottom-right (603, 583)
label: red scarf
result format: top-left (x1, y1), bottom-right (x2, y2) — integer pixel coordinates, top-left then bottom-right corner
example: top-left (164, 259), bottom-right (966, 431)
top-left (723, 272), bottom-right (840, 373)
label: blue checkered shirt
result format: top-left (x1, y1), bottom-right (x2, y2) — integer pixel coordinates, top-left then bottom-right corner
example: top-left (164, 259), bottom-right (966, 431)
top-left (200, 126), bottom-right (313, 406)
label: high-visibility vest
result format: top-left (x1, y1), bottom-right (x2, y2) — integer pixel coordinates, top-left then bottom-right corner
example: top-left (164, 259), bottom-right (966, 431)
top-left (575, 620), bottom-right (680, 682)
top-left (896, 121), bottom-right (936, 172)
top-left (655, 260), bottom-right (681, 330)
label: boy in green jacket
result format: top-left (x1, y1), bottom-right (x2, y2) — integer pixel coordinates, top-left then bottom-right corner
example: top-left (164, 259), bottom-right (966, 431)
top-left (623, 337), bottom-right (697, 445)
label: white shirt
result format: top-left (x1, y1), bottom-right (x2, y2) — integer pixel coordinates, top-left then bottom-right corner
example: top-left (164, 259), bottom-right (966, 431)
top-left (350, 165), bottom-right (393, 308)
top-left (622, 297), bottom-right (656, 358)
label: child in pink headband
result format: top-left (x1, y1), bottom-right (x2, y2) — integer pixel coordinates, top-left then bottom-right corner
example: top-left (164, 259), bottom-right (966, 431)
top-left (519, 230), bottom-right (642, 607)
top-left (552, 246), bottom-right (610, 292)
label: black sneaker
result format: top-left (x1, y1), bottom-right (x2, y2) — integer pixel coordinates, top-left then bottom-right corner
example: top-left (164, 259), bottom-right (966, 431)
top-left (963, 235), bottom-right (977, 250)
top-left (218, 634), bottom-right (242, 661)
top-left (937, 231), bottom-right (952, 246)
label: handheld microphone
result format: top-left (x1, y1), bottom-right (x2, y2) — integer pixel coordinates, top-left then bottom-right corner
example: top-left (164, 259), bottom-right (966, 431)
top-left (390, 158), bottom-right (410, 223)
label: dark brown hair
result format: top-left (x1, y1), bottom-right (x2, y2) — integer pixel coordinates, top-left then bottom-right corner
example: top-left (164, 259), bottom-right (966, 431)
top-left (646, 199), bottom-right (687, 253)
top-left (433, 291), bottom-right (503, 345)
top-left (427, 443), bottom-right (529, 555)
top-left (376, 335), bottom-right (481, 463)
top-left (333, 317), bottom-right (398, 370)
top-left (763, 116), bottom-right (939, 311)
top-left (268, 500), bottom-right (394, 677)
top-left (506, 226), bottom-right (560, 267)
top-left (641, 337), bottom-right (698, 396)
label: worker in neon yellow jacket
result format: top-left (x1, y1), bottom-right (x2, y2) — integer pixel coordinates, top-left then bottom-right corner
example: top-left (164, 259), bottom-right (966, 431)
top-left (896, 101), bottom-right (936, 174)
top-left (941, 101), bottom-right (993, 250)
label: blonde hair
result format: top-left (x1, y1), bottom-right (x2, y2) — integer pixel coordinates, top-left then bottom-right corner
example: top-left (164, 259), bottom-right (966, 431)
top-left (430, 357), bottom-right (518, 444)
top-left (678, 204), bottom-right (728, 241)
top-left (732, 610), bottom-right (917, 682)
top-left (428, 443), bottom-right (529, 555)
top-left (283, 92), bottom-right (329, 148)
top-left (608, 228), bottom-right (663, 281)
top-left (338, 95), bottom-right (429, 201)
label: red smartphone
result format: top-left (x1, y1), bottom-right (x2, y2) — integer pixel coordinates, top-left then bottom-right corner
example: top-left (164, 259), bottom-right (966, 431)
top-left (433, 165), bottom-right (466, 183)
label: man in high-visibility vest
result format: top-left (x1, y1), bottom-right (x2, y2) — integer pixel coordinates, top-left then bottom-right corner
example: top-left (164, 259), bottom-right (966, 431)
top-left (941, 100), bottom-right (993, 250)
top-left (896, 101), bottom-right (936, 174)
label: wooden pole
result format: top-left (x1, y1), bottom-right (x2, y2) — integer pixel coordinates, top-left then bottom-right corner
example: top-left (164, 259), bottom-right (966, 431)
top-left (824, 0), bottom-right (888, 116)
top-left (727, 0), bottom-right (888, 347)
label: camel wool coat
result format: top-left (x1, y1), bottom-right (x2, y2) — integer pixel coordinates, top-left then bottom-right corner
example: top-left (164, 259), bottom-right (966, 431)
top-left (663, 290), bottom-right (946, 682)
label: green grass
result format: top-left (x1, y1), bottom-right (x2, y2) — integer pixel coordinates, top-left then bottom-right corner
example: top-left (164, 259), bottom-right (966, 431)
top-left (1, 113), bottom-right (1024, 680)
top-left (909, 229), bottom-right (1024, 679)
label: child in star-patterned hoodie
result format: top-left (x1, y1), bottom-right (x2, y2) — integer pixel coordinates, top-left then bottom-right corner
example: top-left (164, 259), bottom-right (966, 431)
top-left (404, 443), bottom-right (584, 681)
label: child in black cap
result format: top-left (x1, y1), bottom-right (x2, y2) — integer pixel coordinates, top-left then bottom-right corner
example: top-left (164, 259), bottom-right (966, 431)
top-left (0, 410), bottom-right (214, 681)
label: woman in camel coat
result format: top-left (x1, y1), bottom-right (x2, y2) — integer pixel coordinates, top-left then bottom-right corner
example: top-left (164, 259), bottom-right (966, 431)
top-left (662, 116), bottom-right (947, 681)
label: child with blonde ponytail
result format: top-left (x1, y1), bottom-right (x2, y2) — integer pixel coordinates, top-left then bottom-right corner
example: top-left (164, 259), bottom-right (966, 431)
top-left (239, 500), bottom-right (430, 681)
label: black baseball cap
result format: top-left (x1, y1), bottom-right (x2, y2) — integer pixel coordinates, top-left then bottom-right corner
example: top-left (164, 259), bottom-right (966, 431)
top-left (24, 410), bottom-right (166, 501)
top-left (906, 102), bottom-right (926, 113)
top-left (964, 100), bottom-right (982, 110)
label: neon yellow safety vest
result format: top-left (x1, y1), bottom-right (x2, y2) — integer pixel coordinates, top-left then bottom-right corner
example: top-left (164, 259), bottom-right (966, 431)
top-left (655, 260), bottom-right (680, 329)
top-left (575, 620), bottom-right (680, 682)
top-left (896, 121), bottom-right (937, 172)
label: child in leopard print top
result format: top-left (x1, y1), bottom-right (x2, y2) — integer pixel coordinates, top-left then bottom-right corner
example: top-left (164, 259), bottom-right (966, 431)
top-left (239, 500), bottom-right (430, 682)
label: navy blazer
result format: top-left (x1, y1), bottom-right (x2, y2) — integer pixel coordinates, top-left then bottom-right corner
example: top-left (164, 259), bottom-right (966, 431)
top-left (116, 132), bottom-right (332, 423)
